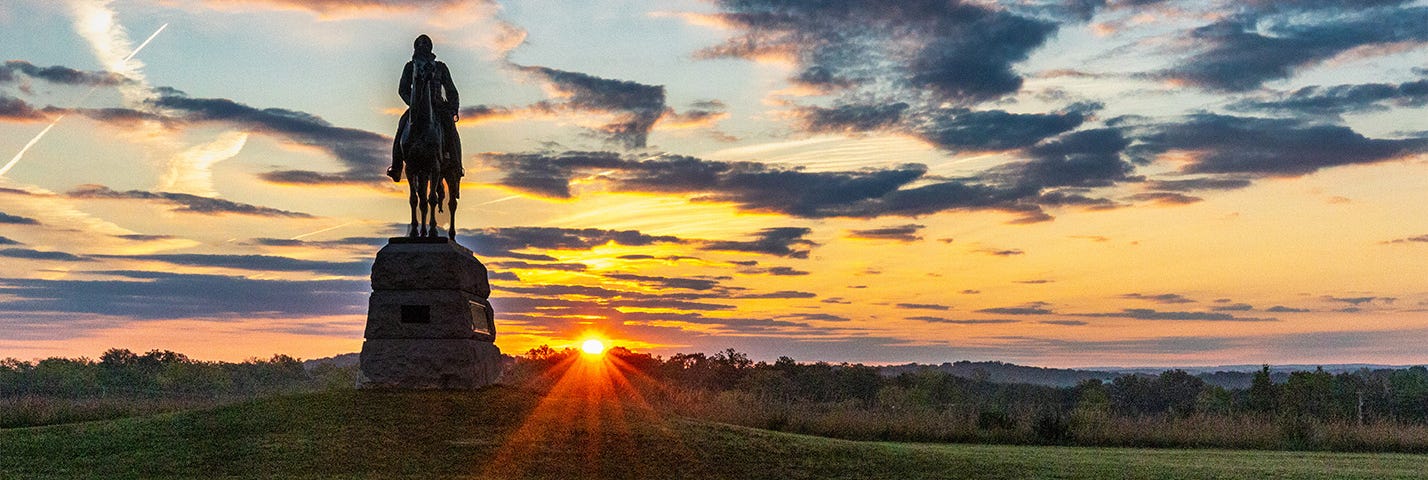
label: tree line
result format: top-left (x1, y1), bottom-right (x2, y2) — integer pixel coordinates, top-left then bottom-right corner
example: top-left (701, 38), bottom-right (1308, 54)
top-left (515, 346), bottom-right (1428, 451)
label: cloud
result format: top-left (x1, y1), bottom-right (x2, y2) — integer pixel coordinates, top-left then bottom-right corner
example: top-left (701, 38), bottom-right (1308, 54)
top-left (198, 0), bottom-right (480, 15)
top-left (1266, 305), bottom-right (1310, 313)
top-left (250, 236), bottom-right (387, 248)
top-left (92, 253), bottom-right (369, 276)
top-left (0, 94), bottom-right (48, 122)
top-left (0, 236), bottom-right (19, 245)
top-left (486, 150), bottom-right (1102, 221)
top-left (1325, 296), bottom-right (1395, 305)
top-left (1162, 5), bottom-right (1428, 91)
top-left (0, 248), bottom-right (91, 262)
top-left (0, 211), bottom-right (40, 224)
top-left (0, 271), bottom-right (366, 319)
top-left (798, 103), bottom-right (1094, 152)
top-left (692, 1), bottom-right (1122, 158)
top-left (490, 260), bottom-right (588, 272)
top-left (147, 89), bottom-right (391, 185)
top-left (159, 131), bottom-right (249, 196)
top-left (1385, 234), bottom-right (1428, 244)
top-left (798, 103), bottom-right (910, 133)
top-left (847, 224), bottom-right (924, 242)
top-left (7, 83), bottom-right (393, 186)
top-left (977, 248), bottom-right (1025, 256)
top-left (993, 127), bottom-right (1134, 189)
top-left (910, 316), bottom-right (1018, 325)
top-left (66, 184), bottom-right (312, 217)
top-left (1123, 192), bottom-right (1201, 205)
top-left (506, 65), bottom-right (666, 149)
top-left (1231, 79), bottom-right (1428, 116)
top-left (779, 313), bottom-right (849, 322)
top-left (699, 0), bottom-right (1057, 103)
top-left (461, 72), bottom-right (728, 147)
top-left (739, 265), bottom-right (810, 276)
top-left (466, 226), bottom-right (684, 261)
top-left (1040, 319), bottom-right (1088, 326)
top-left (1145, 177), bottom-right (1254, 192)
top-left (895, 303), bottom-right (952, 311)
top-left (907, 106), bottom-right (1093, 152)
top-left (733, 290), bottom-right (817, 299)
top-left (0, 60), bottom-right (129, 87)
top-left (1120, 293), bottom-right (1196, 304)
top-left (977, 305), bottom-right (1053, 315)
top-left (698, 227), bottom-right (817, 258)
top-left (603, 273), bottom-right (721, 291)
top-left (1078, 308), bottom-right (1276, 321)
top-left (1129, 114), bottom-right (1428, 176)
top-left (1212, 303), bottom-right (1254, 311)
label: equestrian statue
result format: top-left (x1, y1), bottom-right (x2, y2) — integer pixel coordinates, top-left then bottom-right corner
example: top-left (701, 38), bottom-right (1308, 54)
top-left (389, 34), bottom-right (464, 239)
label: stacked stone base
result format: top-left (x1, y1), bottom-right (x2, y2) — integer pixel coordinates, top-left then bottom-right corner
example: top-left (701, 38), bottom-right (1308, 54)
top-left (359, 339), bottom-right (502, 389)
top-left (357, 237), bottom-right (501, 390)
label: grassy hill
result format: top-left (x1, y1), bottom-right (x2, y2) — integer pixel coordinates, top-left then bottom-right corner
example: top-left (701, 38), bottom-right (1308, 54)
top-left (3, 385), bottom-right (1427, 479)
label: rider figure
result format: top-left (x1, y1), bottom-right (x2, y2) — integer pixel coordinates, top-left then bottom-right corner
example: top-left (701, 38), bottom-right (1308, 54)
top-left (388, 34), bottom-right (462, 182)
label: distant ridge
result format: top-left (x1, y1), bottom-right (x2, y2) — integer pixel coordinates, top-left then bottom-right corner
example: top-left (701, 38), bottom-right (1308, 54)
top-left (306, 352), bottom-right (1423, 389)
top-left (878, 360), bottom-right (1425, 389)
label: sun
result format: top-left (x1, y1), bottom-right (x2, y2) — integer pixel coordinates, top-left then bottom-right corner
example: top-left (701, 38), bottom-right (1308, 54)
top-left (580, 339), bottom-right (606, 355)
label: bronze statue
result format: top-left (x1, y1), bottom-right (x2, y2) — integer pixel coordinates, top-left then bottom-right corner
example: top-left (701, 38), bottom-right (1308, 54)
top-left (389, 34), bottom-right (463, 239)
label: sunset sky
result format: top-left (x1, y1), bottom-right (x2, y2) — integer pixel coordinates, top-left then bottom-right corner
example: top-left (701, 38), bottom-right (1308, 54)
top-left (2, 0), bottom-right (1427, 367)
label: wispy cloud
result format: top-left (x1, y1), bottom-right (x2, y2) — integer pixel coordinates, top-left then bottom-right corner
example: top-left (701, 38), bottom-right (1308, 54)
top-left (847, 224), bottom-right (924, 242)
top-left (67, 184), bottom-right (313, 218)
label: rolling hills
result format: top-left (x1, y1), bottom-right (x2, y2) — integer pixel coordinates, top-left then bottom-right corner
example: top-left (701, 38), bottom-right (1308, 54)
top-left (3, 386), bottom-right (1428, 479)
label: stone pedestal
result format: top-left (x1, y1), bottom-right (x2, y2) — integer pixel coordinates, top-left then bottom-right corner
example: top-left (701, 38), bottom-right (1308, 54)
top-left (358, 237), bottom-right (502, 389)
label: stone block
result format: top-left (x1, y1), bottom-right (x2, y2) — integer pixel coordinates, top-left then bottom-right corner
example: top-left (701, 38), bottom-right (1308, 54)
top-left (365, 290), bottom-right (496, 341)
top-left (358, 338), bottom-right (503, 389)
top-left (371, 238), bottom-right (491, 297)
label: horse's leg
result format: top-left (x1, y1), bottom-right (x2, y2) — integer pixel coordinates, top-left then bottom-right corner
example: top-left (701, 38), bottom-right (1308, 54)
top-left (446, 176), bottom-right (457, 240)
top-left (427, 170), bottom-right (443, 237)
top-left (407, 181), bottom-right (419, 237)
top-left (416, 176), bottom-right (430, 237)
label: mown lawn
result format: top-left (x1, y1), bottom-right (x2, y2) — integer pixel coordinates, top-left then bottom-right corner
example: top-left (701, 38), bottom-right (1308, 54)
top-left (2, 386), bottom-right (1426, 479)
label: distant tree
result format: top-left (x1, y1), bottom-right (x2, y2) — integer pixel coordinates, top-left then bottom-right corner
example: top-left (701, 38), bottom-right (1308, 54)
top-left (1108, 374), bottom-right (1156, 415)
top-left (607, 346), bottom-right (660, 373)
top-left (1248, 365), bottom-right (1278, 413)
top-left (1389, 366), bottom-right (1428, 421)
top-left (524, 345), bottom-right (562, 361)
top-left (1155, 370), bottom-right (1205, 416)
top-left (0, 358), bottom-right (32, 396)
top-left (1195, 385), bottom-right (1233, 415)
top-left (1074, 379), bottom-right (1109, 410)
top-left (1281, 367), bottom-right (1335, 419)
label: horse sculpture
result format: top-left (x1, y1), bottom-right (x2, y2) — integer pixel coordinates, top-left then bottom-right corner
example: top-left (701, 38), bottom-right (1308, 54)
top-left (399, 59), bottom-right (449, 238)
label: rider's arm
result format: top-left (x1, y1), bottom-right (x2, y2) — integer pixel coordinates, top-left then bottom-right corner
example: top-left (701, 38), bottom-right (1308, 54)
top-left (398, 62), bottom-right (414, 106)
top-left (438, 62), bottom-right (459, 115)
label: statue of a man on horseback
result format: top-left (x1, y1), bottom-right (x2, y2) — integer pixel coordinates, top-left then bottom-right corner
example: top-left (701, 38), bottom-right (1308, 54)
top-left (389, 34), bottom-right (464, 239)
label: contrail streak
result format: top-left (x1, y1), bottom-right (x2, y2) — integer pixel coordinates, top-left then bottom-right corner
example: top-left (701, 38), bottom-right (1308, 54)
top-left (0, 118), bottom-right (63, 177)
top-left (123, 22), bottom-right (167, 62)
top-left (1, 22), bottom-right (167, 178)
top-left (473, 194), bottom-right (522, 206)
top-left (291, 221), bottom-right (362, 240)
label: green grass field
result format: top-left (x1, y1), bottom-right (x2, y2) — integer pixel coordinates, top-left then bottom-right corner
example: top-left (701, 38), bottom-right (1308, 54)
top-left (2, 386), bottom-right (1426, 479)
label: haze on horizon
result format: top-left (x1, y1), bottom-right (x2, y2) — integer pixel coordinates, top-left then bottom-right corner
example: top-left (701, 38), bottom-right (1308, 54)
top-left (2, 0), bottom-right (1427, 368)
